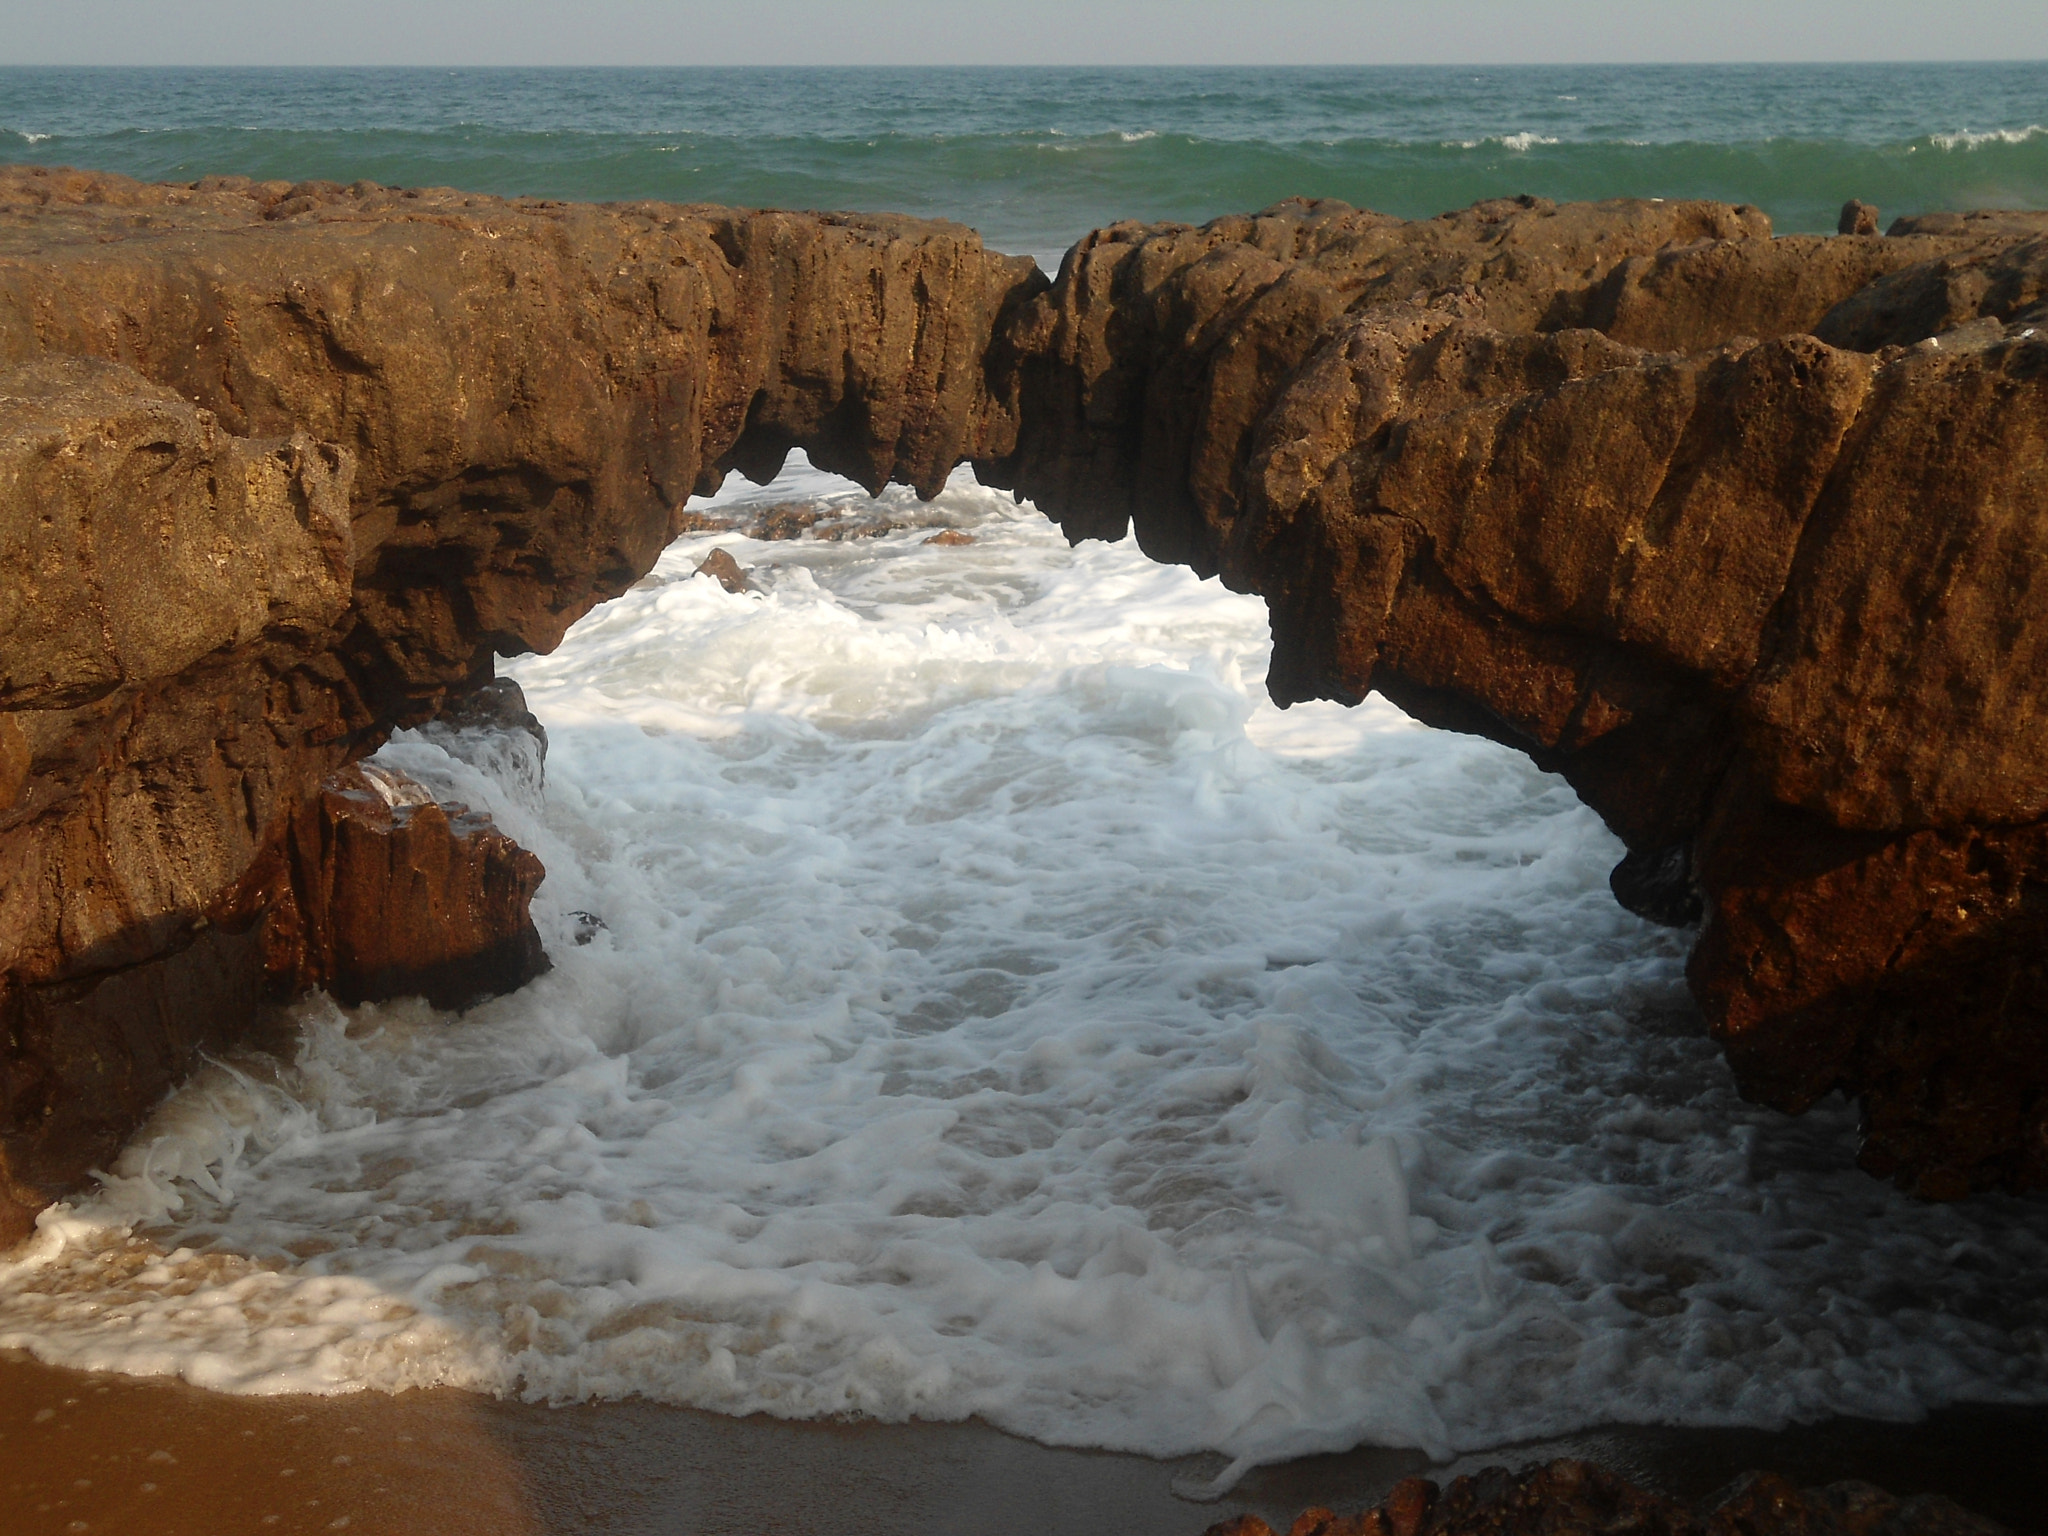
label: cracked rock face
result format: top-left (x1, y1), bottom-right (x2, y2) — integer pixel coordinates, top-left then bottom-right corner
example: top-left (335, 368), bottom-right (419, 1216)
top-left (1, 167), bottom-right (2045, 1232)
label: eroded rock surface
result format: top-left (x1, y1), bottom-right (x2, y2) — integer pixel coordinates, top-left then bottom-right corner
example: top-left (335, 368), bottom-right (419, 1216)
top-left (2, 166), bottom-right (2045, 1232)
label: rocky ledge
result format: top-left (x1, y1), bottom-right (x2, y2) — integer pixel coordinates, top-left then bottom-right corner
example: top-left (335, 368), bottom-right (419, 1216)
top-left (0, 167), bottom-right (2045, 1239)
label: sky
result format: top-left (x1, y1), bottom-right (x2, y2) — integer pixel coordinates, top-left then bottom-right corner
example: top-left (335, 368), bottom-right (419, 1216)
top-left (2, 0), bottom-right (2044, 68)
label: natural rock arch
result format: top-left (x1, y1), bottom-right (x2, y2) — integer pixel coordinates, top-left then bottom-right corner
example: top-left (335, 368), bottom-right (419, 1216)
top-left (2, 166), bottom-right (2045, 1239)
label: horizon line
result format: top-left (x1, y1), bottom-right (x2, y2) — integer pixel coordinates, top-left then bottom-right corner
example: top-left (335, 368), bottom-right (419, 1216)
top-left (3, 58), bottom-right (2042, 70)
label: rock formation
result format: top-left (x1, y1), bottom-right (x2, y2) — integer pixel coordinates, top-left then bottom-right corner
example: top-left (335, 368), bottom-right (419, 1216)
top-left (969, 195), bottom-right (2048, 1199)
top-left (1203, 1458), bottom-right (2009, 1536)
top-left (235, 762), bottom-right (549, 1012)
top-left (2, 165), bottom-right (2046, 1237)
top-left (0, 166), bottom-right (1039, 1240)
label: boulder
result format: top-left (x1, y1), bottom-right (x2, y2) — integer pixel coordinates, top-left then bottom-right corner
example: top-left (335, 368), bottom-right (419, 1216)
top-left (695, 548), bottom-right (750, 592)
top-left (243, 763), bottom-right (548, 1012)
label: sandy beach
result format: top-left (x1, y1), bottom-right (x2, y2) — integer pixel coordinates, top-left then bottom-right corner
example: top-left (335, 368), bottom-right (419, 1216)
top-left (5, 1351), bottom-right (2043, 1535)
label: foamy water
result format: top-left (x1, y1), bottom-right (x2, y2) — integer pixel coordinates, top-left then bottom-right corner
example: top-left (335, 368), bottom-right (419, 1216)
top-left (4, 458), bottom-right (2046, 1488)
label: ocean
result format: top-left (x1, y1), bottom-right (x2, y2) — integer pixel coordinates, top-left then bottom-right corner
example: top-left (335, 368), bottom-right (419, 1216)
top-left (5, 64), bottom-right (2048, 263)
top-left (3, 64), bottom-right (2048, 1493)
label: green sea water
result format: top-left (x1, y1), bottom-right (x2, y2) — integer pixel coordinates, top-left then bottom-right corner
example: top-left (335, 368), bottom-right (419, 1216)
top-left (3, 63), bottom-right (2046, 260)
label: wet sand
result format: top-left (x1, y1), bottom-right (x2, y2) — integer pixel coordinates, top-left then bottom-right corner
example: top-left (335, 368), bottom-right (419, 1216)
top-left (3, 1351), bottom-right (2041, 1535)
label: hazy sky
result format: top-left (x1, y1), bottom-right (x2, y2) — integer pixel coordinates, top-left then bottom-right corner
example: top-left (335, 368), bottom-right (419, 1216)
top-left (3, 1), bottom-right (2045, 67)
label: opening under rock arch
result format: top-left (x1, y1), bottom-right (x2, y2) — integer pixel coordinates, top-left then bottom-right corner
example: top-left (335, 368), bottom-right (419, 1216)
top-left (10, 451), bottom-right (2048, 1488)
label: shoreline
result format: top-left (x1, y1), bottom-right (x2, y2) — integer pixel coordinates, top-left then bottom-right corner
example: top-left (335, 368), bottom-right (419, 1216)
top-left (4, 1352), bottom-right (2042, 1535)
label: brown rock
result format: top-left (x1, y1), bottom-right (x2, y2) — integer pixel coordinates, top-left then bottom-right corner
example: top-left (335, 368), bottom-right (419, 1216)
top-left (0, 923), bottom-right (266, 1247)
top-left (0, 356), bottom-right (368, 1238)
top-left (436, 675), bottom-right (548, 751)
top-left (0, 354), bottom-right (353, 713)
top-left (924, 528), bottom-right (976, 546)
top-left (1839, 200), bottom-right (1882, 236)
top-left (0, 716), bottom-right (25, 813)
top-left (1383, 1478), bottom-right (1438, 1536)
top-left (815, 517), bottom-right (902, 540)
top-left (1203, 1518), bottom-right (1277, 1536)
top-left (696, 547), bottom-right (750, 593)
top-left (981, 194), bottom-right (1775, 572)
top-left (979, 196), bottom-right (2048, 1195)
top-left (244, 763), bottom-right (548, 1012)
top-left (6, 169), bottom-right (2048, 1217)
top-left (0, 167), bottom-right (1038, 1235)
top-left (1704, 1471), bottom-right (2009, 1536)
top-left (1813, 238), bottom-right (2048, 351)
top-left (754, 502), bottom-right (827, 540)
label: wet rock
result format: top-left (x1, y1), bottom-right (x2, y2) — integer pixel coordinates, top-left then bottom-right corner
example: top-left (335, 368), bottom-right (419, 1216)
top-left (695, 547), bottom-right (750, 592)
top-left (924, 528), bottom-right (976, 546)
top-left (813, 516), bottom-right (902, 540)
top-left (244, 763), bottom-right (548, 1012)
top-left (754, 502), bottom-right (827, 541)
top-left (0, 922), bottom-right (266, 1247)
top-left (1839, 199), bottom-right (1882, 235)
top-left (1610, 843), bottom-right (1704, 928)
top-left (434, 676), bottom-right (548, 758)
top-left (417, 674), bottom-right (550, 808)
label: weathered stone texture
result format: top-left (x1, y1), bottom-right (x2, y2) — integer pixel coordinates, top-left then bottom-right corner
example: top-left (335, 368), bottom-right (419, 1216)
top-left (242, 763), bottom-right (549, 1012)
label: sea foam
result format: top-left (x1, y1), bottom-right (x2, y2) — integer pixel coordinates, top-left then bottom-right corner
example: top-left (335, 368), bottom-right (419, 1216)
top-left (2, 458), bottom-right (2045, 1485)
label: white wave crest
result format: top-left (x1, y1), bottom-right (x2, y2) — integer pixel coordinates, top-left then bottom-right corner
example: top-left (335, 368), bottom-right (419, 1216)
top-left (1931, 125), bottom-right (2048, 151)
top-left (1449, 132), bottom-right (1561, 152)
